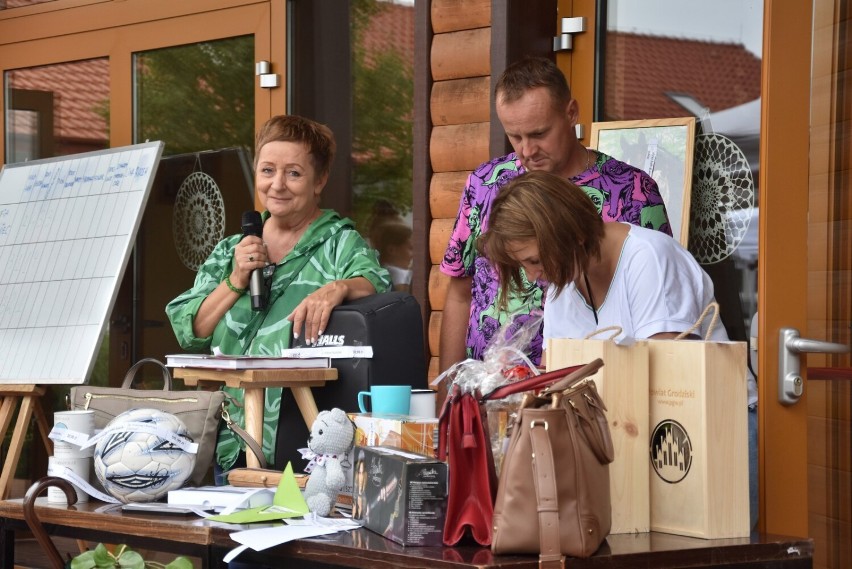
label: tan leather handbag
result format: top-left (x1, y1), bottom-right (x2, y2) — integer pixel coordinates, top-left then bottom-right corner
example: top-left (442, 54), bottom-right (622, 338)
top-left (491, 359), bottom-right (613, 565)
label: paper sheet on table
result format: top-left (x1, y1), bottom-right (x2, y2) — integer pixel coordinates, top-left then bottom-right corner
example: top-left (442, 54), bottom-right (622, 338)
top-left (230, 524), bottom-right (341, 552)
top-left (223, 524), bottom-right (341, 562)
top-left (224, 516), bottom-right (361, 562)
top-left (208, 462), bottom-right (309, 523)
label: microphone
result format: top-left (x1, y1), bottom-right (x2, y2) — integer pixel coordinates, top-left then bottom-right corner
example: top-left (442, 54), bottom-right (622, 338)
top-left (240, 210), bottom-right (266, 311)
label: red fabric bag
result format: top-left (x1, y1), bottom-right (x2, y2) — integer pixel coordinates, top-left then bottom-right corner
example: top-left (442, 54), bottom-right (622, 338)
top-left (438, 385), bottom-right (496, 546)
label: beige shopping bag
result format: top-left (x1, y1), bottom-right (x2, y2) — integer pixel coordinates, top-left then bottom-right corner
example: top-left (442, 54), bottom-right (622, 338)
top-left (645, 304), bottom-right (749, 539)
top-left (547, 327), bottom-right (650, 534)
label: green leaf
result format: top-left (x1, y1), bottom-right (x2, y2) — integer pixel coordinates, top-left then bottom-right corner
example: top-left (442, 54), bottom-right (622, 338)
top-left (92, 543), bottom-right (117, 569)
top-left (69, 550), bottom-right (97, 569)
top-left (164, 557), bottom-right (195, 569)
top-left (116, 549), bottom-right (145, 569)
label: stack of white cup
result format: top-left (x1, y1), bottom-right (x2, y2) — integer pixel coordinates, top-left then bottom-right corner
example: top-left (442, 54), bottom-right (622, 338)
top-left (48, 410), bottom-right (95, 504)
top-left (409, 389), bottom-right (438, 419)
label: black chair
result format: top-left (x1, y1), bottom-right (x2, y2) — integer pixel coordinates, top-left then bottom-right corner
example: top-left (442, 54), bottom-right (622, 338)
top-left (273, 292), bottom-right (427, 470)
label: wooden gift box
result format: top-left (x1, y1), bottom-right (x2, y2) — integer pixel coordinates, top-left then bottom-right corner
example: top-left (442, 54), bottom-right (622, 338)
top-left (546, 338), bottom-right (650, 534)
top-left (645, 338), bottom-right (750, 538)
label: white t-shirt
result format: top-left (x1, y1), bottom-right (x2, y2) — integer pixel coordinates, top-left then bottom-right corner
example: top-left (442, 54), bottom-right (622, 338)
top-left (383, 264), bottom-right (412, 288)
top-left (543, 224), bottom-right (757, 406)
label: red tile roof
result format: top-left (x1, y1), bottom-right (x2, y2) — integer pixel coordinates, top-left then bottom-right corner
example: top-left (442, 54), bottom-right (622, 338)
top-left (361, 2), bottom-right (415, 67)
top-left (8, 58), bottom-right (109, 143)
top-left (604, 31), bottom-right (762, 120)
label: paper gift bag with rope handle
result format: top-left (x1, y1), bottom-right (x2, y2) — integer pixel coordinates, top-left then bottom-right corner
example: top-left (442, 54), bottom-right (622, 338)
top-left (644, 303), bottom-right (749, 538)
top-left (546, 327), bottom-right (650, 534)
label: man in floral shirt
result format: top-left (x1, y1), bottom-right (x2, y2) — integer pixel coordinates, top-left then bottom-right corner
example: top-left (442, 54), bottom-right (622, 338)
top-left (439, 57), bottom-right (672, 370)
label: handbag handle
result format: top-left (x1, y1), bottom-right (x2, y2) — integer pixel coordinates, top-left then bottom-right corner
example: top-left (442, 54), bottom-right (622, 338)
top-left (221, 402), bottom-right (268, 470)
top-left (541, 358), bottom-right (604, 395)
top-left (480, 363), bottom-right (589, 402)
top-left (437, 384), bottom-right (458, 461)
top-left (121, 358), bottom-right (173, 390)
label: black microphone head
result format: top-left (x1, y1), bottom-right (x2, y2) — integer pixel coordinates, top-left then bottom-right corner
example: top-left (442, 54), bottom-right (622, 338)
top-left (241, 210), bottom-right (263, 237)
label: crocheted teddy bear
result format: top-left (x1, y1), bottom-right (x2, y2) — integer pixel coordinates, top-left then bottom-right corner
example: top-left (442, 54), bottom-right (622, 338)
top-left (302, 408), bottom-right (356, 516)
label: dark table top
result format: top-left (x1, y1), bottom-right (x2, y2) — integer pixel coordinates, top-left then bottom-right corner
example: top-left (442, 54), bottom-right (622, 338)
top-left (0, 498), bottom-right (814, 569)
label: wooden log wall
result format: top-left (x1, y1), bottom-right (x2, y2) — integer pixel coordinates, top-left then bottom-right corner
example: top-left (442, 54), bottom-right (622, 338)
top-left (425, 0), bottom-right (492, 383)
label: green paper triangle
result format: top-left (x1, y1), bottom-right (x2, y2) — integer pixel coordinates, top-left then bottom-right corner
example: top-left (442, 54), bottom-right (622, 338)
top-left (274, 462), bottom-right (309, 514)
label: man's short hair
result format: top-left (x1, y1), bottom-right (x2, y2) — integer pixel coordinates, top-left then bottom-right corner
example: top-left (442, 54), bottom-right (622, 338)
top-left (495, 56), bottom-right (572, 108)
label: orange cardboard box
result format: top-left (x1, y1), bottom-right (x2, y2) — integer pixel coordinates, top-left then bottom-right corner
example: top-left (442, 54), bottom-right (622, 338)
top-left (348, 413), bottom-right (438, 458)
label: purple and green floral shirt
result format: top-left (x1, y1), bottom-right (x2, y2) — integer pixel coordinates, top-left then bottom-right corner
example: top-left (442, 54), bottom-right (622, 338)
top-left (440, 151), bottom-right (671, 365)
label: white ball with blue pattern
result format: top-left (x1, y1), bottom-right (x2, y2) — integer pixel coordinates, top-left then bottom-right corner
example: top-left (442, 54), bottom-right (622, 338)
top-left (94, 408), bottom-right (196, 503)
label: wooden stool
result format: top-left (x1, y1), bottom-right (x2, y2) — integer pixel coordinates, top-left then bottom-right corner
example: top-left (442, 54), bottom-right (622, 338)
top-left (173, 367), bottom-right (337, 468)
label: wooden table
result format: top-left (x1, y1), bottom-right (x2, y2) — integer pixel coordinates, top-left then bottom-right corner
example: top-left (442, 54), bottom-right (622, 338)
top-left (173, 367), bottom-right (337, 468)
top-left (0, 498), bottom-right (814, 569)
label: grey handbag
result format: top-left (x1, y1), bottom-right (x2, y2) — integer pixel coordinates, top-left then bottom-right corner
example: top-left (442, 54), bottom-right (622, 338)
top-left (68, 358), bottom-right (225, 486)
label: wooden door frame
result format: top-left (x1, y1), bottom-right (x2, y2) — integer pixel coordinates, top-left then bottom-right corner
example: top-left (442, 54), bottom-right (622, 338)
top-left (757, 0), bottom-right (813, 537)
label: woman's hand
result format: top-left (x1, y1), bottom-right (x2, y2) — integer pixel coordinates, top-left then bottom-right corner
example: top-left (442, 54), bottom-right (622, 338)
top-left (287, 281), bottom-right (349, 344)
top-left (230, 236), bottom-right (267, 289)
top-left (192, 236), bottom-right (269, 338)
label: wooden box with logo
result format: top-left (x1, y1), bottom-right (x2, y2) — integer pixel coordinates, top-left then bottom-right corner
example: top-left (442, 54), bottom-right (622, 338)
top-left (646, 338), bottom-right (750, 538)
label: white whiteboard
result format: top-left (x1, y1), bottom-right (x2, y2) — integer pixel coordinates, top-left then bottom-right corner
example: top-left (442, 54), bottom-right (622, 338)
top-left (0, 142), bottom-right (164, 384)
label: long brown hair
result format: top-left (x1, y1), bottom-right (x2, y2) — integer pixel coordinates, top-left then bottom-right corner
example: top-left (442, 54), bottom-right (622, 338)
top-left (479, 171), bottom-right (604, 309)
top-left (254, 115), bottom-right (336, 177)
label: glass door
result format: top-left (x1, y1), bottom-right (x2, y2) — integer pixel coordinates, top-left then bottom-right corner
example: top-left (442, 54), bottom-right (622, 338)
top-left (0, 0), bottom-right (275, 492)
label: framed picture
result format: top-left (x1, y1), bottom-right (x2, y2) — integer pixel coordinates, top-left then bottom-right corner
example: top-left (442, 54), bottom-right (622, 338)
top-left (590, 117), bottom-right (696, 246)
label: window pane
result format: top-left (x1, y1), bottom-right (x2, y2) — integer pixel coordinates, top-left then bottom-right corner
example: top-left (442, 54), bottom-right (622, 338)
top-left (132, 37), bottom-right (256, 367)
top-left (134, 37), bottom-right (255, 155)
top-left (602, 1), bottom-right (763, 343)
top-left (5, 58), bottom-right (109, 162)
top-left (351, 0), bottom-right (414, 293)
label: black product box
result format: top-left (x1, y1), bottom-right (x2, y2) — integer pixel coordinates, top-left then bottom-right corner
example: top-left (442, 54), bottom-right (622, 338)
top-left (352, 445), bottom-right (447, 546)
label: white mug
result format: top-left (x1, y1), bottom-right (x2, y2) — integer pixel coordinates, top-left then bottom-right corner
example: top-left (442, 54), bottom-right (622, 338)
top-left (47, 455), bottom-right (90, 504)
top-left (409, 389), bottom-right (437, 419)
top-left (52, 410), bottom-right (95, 458)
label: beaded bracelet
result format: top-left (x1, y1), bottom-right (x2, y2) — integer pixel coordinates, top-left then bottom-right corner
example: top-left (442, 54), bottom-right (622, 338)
top-left (225, 275), bottom-right (247, 295)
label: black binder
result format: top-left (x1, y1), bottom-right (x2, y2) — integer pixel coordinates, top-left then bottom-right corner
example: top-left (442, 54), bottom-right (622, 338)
top-left (273, 292), bottom-right (427, 470)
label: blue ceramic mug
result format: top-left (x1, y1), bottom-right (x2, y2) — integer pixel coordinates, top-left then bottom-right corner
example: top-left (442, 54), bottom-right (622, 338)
top-left (357, 385), bottom-right (411, 415)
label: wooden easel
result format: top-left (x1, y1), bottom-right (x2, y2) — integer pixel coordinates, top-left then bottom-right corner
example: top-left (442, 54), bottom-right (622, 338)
top-left (173, 367), bottom-right (337, 468)
top-left (0, 385), bottom-right (54, 500)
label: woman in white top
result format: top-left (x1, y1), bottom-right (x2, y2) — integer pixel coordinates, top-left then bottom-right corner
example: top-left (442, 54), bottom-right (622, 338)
top-left (479, 169), bottom-right (758, 530)
top-left (478, 169), bottom-right (724, 344)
